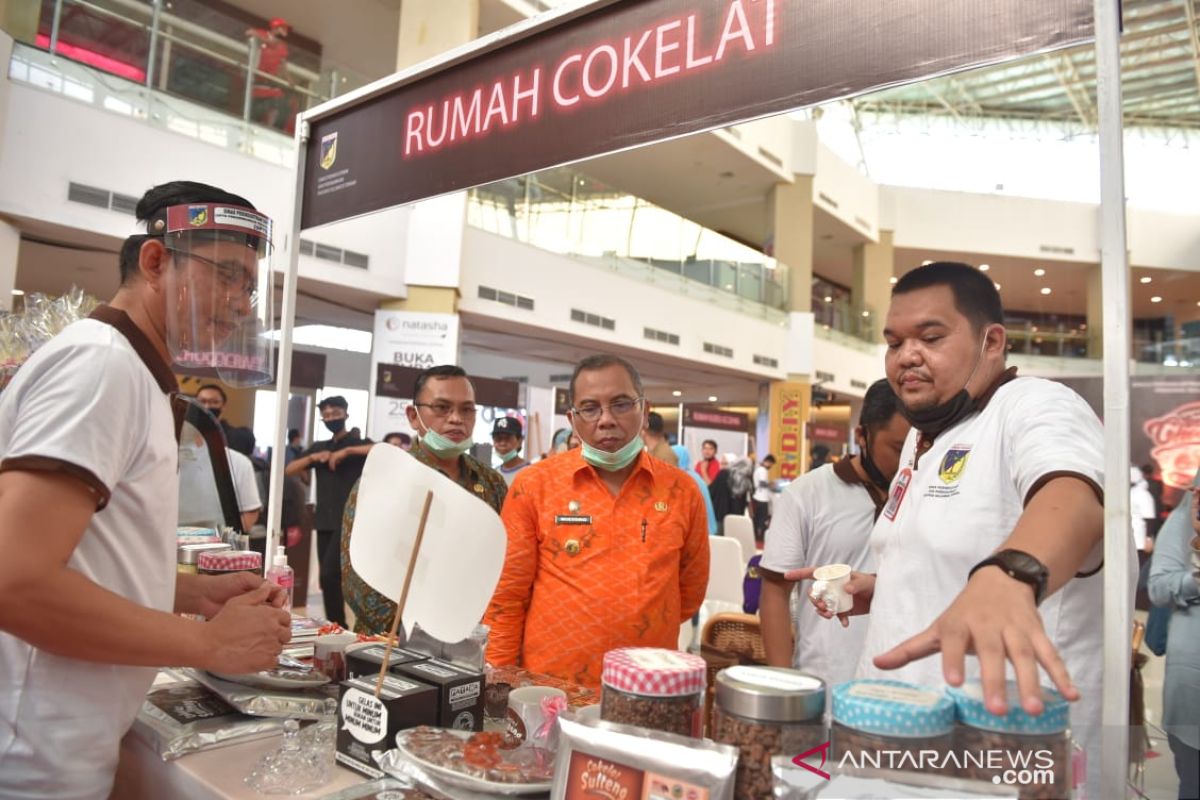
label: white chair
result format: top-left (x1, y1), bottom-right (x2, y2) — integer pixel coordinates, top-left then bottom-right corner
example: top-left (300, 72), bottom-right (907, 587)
top-left (723, 514), bottom-right (757, 564)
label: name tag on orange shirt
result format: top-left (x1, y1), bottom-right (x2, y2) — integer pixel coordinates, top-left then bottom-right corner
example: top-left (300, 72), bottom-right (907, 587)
top-left (554, 515), bottom-right (592, 525)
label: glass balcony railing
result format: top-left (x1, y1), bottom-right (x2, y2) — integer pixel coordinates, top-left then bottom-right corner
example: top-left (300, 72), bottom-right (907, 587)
top-left (467, 169), bottom-right (789, 320)
top-left (1139, 337), bottom-right (1200, 367)
top-left (3, 0), bottom-right (370, 152)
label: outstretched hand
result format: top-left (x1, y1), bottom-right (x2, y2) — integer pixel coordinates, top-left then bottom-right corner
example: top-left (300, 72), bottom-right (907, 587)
top-left (872, 566), bottom-right (1077, 716)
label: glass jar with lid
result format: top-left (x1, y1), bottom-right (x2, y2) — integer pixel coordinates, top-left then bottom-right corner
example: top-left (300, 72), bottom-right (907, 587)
top-left (712, 666), bottom-right (826, 800)
top-left (177, 541), bottom-right (231, 574)
top-left (600, 647), bottom-right (705, 737)
top-left (832, 679), bottom-right (955, 776)
top-left (949, 681), bottom-right (1072, 799)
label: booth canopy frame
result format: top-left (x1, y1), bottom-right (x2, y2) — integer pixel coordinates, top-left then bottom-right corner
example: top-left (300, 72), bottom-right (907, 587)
top-left (262, 0), bottom-right (1133, 785)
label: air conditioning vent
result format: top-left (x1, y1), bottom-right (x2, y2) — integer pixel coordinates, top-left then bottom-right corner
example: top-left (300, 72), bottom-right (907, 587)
top-left (67, 182), bottom-right (110, 209)
top-left (298, 239), bottom-right (315, 256)
top-left (549, 373), bottom-right (573, 383)
top-left (342, 249), bottom-right (369, 269)
top-left (571, 308), bottom-right (615, 331)
top-left (478, 285), bottom-right (534, 310)
top-left (314, 243), bottom-right (343, 263)
top-left (757, 146), bottom-right (783, 168)
top-left (644, 327), bottom-right (680, 346)
top-left (110, 192), bottom-right (138, 215)
top-left (815, 370), bottom-right (835, 383)
top-left (703, 342), bottom-right (734, 358)
top-left (817, 192), bottom-right (839, 209)
top-left (753, 354), bottom-right (779, 368)
top-left (1039, 244), bottom-right (1075, 255)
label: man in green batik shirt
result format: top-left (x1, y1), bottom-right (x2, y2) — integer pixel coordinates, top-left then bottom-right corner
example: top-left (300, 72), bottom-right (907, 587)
top-left (340, 365), bottom-right (506, 634)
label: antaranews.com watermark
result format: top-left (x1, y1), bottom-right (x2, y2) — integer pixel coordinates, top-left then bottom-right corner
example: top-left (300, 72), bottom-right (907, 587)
top-left (793, 742), bottom-right (1060, 789)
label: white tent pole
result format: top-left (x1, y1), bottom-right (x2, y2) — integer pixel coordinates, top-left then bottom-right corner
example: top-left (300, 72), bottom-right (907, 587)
top-left (264, 118), bottom-right (309, 575)
top-left (1094, 0), bottom-right (1132, 792)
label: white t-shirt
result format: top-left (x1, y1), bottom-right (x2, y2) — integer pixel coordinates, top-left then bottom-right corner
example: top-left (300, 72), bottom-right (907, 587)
top-left (498, 460), bottom-right (531, 486)
top-left (0, 314), bottom-right (179, 799)
top-left (1129, 480), bottom-right (1155, 551)
top-left (759, 463), bottom-right (877, 687)
top-left (859, 375), bottom-right (1136, 797)
top-left (753, 464), bottom-right (771, 502)
top-left (178, 440), bottom-right (262, 526)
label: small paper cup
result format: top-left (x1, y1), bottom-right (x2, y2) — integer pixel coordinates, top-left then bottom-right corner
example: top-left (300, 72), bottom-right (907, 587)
top-left (810, 563), bottom-right (854, 614)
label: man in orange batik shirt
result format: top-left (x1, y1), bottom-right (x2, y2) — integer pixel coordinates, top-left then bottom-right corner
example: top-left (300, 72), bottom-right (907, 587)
top-left (484, 354), bottom-right (710, 687)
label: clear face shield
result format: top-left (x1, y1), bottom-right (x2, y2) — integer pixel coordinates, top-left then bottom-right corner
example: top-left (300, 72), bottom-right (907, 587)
top-left (152, 204), bottom-right (274, 387)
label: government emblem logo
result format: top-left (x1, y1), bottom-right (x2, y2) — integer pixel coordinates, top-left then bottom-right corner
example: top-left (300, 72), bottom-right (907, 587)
top-left (187, 205), bottom-right (208, 226)
top-left (938, 447), bottom-right (971, 485)
top-left (320, 132), bottom-right (338, 170)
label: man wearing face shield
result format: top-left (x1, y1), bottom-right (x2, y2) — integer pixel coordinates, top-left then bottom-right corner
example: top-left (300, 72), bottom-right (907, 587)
top-left (339, 365), bottom-right (506, 634)
top-left (484, 354), bottom-right (710, 688)
top-left (787, 262), bottom-right (1134, 796)
top-left (285, 395), bottom-right (372, 627)
top-left (0, 181), bottom-right (290, 799)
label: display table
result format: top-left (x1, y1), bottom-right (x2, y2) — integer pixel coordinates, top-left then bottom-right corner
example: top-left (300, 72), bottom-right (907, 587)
top-left (113, 728), bottom-right (367, 800)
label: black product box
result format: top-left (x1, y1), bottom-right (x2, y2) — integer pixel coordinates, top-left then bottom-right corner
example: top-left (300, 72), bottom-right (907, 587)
top-left (393, 658), bottom-right (486, 731)
top-left (335, 674), bottom-right (438, 779)
top-left (344, 644), bottom-right (428, 681)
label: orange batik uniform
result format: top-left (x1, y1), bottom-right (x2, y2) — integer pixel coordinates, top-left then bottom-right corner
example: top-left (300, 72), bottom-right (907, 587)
top-left (484, 448), bottom-right (711, 688)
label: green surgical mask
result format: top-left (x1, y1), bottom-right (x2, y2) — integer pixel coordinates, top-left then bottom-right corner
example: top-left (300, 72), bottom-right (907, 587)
top-left (499, 448), bottom-right (521, 464)
top-left (580, 430), bottom-right (644, 472)
top-left (416, 410), bottom-right (473, 459)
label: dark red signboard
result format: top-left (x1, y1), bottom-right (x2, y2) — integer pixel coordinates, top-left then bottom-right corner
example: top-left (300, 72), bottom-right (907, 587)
top-left (683, 404), bottom-right (749, 432)
top-left (302, 0), bottom-right (1092, 228)
top-left (375, 364), bottom-right (520, 408)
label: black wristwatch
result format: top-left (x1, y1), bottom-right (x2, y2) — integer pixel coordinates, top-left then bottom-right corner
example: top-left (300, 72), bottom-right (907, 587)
top-left (968, 549), bottom-right (1049, 606)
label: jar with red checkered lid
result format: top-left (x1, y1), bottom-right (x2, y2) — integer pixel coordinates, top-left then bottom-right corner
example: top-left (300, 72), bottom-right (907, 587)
top-left (197, 549), bottom-right (262, 576)
top-left (600, 647), bottom-right (706, 738)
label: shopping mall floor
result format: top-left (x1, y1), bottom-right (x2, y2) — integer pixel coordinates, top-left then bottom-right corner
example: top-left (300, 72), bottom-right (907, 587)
top-left (303, 551), bottom-right (1183, 799)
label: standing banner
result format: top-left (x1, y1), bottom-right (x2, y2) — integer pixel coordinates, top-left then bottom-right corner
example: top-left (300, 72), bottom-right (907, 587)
top-left (369, 311), bottom-right (460, 437)
top-left (768, 380), bottom-right (808, 481)
top-left (302, 0), bottom-right (1093, 228)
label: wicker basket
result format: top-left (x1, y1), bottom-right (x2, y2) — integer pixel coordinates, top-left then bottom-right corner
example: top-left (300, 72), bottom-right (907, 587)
top-left (699, 612), bottom-right (767, 735)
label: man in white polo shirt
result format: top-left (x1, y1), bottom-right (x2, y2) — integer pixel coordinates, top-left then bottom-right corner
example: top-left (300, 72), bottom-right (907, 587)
top-left (793, 262), bottom-right (1134, 796)
top-left (759, 378), bottom-right (909, 686)
top-left (0, 181), bottom-right (292, 799)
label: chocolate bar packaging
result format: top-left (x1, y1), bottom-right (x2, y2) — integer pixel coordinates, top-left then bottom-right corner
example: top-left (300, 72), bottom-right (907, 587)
top-left (344, 643), bottom-right (429, 681)
top-left (393, 658), bottom-right (486, 732)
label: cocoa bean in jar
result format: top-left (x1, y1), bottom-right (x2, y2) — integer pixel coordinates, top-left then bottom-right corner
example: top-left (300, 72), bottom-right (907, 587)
top-left (831, 679), bottom-right (956, 777)
top-left (600, 647), bottom-right (706, 738)
top-left (711, 666), bottom-right (827, 800)
top-left (601, 688), bottom-right (699, 737)
top-left (948, 681), bottom-right (1072, 800)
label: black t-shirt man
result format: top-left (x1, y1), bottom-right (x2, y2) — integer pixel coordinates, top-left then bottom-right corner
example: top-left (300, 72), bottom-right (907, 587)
top-left (300, 430), bottom-right (371, 530)
top-left (286, 396), bottom-right (373, 626)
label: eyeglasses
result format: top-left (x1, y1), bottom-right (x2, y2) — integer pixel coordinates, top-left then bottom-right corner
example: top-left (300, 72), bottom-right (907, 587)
top-left (414, 402), bottom-right (478, 418)
top-left (571, 397), bottom-right (643, 423)
top-left (171, 249), bottom-right (259, 299)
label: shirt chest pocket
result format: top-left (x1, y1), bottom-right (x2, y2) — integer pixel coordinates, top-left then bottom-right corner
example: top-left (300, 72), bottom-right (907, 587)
top-left (541, 513), bottom-right (612, 568)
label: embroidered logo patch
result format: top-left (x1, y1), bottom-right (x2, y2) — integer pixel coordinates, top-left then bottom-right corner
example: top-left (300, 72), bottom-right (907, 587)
top-left (938, 447), bottom-right (971, 485)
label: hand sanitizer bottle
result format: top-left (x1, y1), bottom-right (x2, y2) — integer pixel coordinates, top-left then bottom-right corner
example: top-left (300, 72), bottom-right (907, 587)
top-left (267, 545), bottom-right (294, 614)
